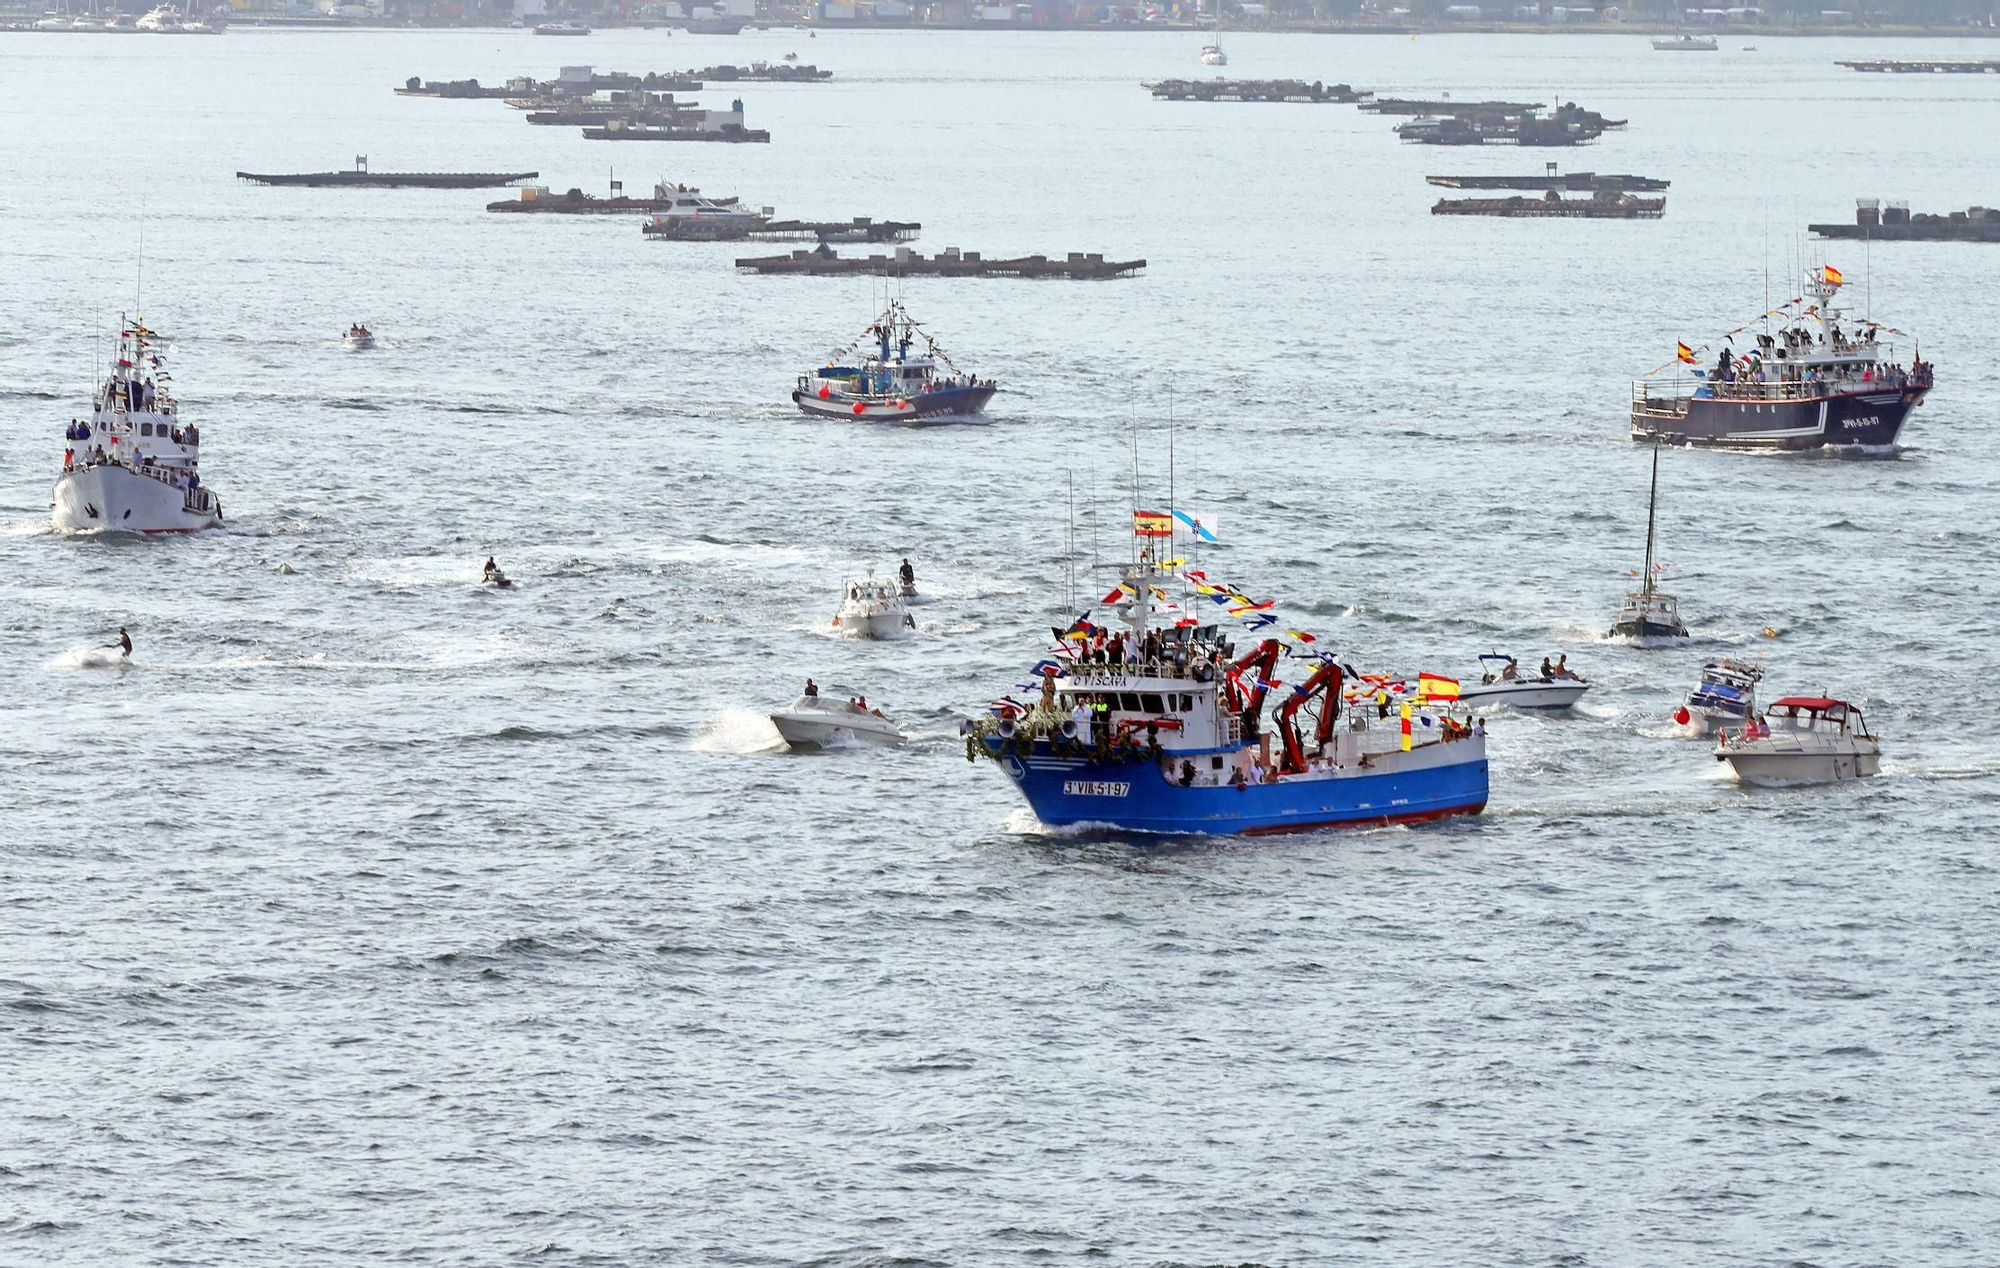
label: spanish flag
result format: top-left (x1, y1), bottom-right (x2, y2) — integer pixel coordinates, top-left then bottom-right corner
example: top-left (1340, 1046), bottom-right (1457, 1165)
top-left (1417, 672), bottom-right (1460, 702)
top-left (1676, 342), bottom-right (1697, 365)
top-left (1132, 510), bottom-right (1173, 538)
top-left (1823, 264), bottom-right (1843, 285)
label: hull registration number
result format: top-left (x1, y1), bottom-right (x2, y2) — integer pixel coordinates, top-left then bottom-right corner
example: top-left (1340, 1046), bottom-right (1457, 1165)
top-left (1063, 780), bottom-right (1131, 797)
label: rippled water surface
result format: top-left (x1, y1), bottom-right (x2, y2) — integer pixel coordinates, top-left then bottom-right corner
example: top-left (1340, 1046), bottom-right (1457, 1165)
top-left (4, 25), bottom-right (2000, 1266)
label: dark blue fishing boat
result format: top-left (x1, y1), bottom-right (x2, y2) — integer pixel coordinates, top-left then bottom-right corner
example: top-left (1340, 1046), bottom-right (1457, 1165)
top-left (1632, 266), bottom-right (1933, 450)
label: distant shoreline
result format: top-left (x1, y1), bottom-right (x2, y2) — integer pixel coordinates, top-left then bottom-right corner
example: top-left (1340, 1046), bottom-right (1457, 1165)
top-left (3, 15), bottom-right (1998, 38)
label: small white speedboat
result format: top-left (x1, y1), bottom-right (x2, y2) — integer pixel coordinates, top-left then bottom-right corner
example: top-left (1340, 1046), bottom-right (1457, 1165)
top-left (1675, 658), bottom-right (1762, 736)
top-left (833, 570), bottom-right (915, 639)
top-left (769, 695), bottom-right (907, 750)
top-left (1456, 652), bottom-right (1590, 710)
top-left (1716, 695), bottom-right (1880, 787)
top-left (342, 325), bottom-right (376, 351)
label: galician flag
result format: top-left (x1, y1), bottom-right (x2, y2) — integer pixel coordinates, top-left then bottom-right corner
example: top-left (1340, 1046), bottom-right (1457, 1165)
top-left (1172, 509), bottom-right (1219, 542)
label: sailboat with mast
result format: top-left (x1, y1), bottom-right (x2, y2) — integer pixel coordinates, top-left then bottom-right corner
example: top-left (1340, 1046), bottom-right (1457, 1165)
top-left (1609, 444), bottom-right (1687, 642)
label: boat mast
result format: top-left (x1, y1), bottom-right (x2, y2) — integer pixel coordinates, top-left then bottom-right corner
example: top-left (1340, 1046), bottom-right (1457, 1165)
top-left (1640, 442), bottom-right (1660, 602)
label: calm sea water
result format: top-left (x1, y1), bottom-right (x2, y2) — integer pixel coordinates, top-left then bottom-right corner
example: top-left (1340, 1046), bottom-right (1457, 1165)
top-left (4, 25), bottom-right (2000, 1266)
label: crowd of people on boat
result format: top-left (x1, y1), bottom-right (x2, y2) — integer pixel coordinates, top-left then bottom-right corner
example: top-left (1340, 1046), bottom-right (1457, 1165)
top-left (1700, 340), bottom-right (1931, 401)
top-left (100, 376), bottom-right (169, 414)
top-left (1484, 654), bottom-right (1586, 684)
top-left (1062, 626), bottom-right (1233, 682)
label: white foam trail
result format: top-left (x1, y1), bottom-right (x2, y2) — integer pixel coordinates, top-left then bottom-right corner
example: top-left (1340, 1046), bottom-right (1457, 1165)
top-left (692, 708), bottom-right (787, 755)
top-left (47, 646), bottom-right (131, 671)
top-left (1, 518), bottom-right (53, 538)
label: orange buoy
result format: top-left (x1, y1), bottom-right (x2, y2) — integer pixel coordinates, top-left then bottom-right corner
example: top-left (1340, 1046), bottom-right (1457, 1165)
top-left (851, 401), bottom-right (866, 415)
top-left (817, 385), bottom-right (831, 399)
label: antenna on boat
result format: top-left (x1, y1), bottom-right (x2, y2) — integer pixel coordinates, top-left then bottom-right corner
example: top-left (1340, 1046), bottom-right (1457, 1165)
top-left (1167, 386), bottom-right (1176, 561)
top-left (1129, 406), bottom-right (1141, 567)
top-left (1065, 467), bottom-right (1076, 614)
top-left (1641, 440), bottom-right (1661, 602)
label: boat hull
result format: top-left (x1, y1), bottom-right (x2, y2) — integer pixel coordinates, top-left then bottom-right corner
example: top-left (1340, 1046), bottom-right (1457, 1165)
top-left (793, 383), bottom-right (996, 423)
top-left (1458, 681), bottom-right (1589, 710)
top-left (52, 465), bottom-right (221, 534)
top-left (770, 712), bottom-right (906, 750)
top-left (834, 611), bottom-right (915, 639)
top-left (1633, 386), bottom-right (1927, 450)
top-left (1720, 746), bottom-right (1881, 787)
top-left (1609, 617), bottom-right (1687, 641)
top-left (984, 737), bottom-right (1488, 836)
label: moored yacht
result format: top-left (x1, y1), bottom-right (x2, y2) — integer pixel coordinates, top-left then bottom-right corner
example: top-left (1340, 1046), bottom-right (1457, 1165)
top-left (1632, 266), bottom-right (1933, 450)
top-left (1199, 40), bottom-right (1227, 66)
top-left (833, 570), bottom-right (916, 639)
top-left (1717, 695), bottom-right (1880, 786)
top-left (52, 318), bottom-right (222, 534)
top-left (533, 20), bottom-right (591, 34)
top-left (1609, 444), bottom-right (1688, 642)
top-left (1652, 33), bottom-right (1718, 50)
top-left (793, 301), bottom-right (997, 423)
top-left (962, 532), bottom-right (1488, 836)
top-left (1674, 658), bottom-right (1762, 735)
top-left (639, 185), bottom-right (769, 239)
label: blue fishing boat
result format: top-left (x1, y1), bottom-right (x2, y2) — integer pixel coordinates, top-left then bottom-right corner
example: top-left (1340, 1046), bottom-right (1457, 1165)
top-left (963, 539), bottom-right (1488, 836)
top-left (792, 301), bottom-right (996, 423)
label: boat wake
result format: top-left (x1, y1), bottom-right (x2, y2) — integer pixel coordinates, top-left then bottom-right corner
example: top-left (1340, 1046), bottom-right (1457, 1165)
top-left (46, 646), bottom-right (132, 671)
top-left (692, 708), bottom-right (787, 755)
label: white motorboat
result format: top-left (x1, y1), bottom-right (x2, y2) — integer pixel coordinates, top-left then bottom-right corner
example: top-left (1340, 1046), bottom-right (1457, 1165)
top-left (832, 570), bottom-right (915, 639)
top-left (33, 16), bottom-right (71, 29)
top-left (342, 324), bottom-right (376, 350)
top-left (1457, 654), bottom-right (1590, 710)
top-left (1199, 42), bottom-right (1227, 66)
top-left (1716, 696), bottom-right (1880, 787)
top-left (52, 317), bottom-right (222, 534)
top-left (768, 695), bottom-right (908, 750)
top-left (1652, 33), bottom-right (1718, 50)
top-left (1674, 658), bottom-right (1762, 736)
top-left (1609, 444), bottom-right (1689, 642)
top-left (534, 20), bottom-right (591, 34)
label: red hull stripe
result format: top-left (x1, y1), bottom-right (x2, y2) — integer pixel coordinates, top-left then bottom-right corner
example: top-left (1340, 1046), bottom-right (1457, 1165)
top-left (1235, 800), bottom-right (1487, 837)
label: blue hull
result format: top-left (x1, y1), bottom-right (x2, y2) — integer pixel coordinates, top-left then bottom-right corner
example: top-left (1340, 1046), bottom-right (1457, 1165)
top-left (985, 741), bottom-right (1488, 836)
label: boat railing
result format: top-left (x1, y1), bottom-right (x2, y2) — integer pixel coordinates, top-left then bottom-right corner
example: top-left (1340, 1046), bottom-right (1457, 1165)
top-left (1634, 366), bottom-right (1917, 409)
top-left (1059, 658), bottom-right (1222, 685)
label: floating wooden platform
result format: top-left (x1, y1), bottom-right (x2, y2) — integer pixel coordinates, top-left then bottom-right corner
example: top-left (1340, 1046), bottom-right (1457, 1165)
top-left (581, 124), bottom-right (769, 142)
top-left (239, 168), bottom-right (538, 188)
top-left (486, 187), bottom-right (744, 214)
top-left (1145, 77), bottom-right (1370, 103)
top-left (1428, 171), bottom-right (1668, 192)
top-left (735, 247), bottom-right (1145, 279)
top-left (1362, 97), bottom-right (1543, 115)
top-left (693, 63), bottom-right (832, 81)
top-left (644, 217), bottom-right (921, 243)
top-left (1812, 204), bottom-right (2000, 241)
top-left (1837, 58), bottom-right (2000, 73)
top-left (1432, 191), bottom-right (1665, 218)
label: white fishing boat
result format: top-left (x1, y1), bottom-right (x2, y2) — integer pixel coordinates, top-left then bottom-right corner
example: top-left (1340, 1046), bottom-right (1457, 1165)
top-left (769, 694), bottom-right (908, 750)
top-left (52, 318), bottom-right (222, 534)
top-left (1609, 444), bottom-right (1689, 642)
top-left (793, 301), bottom-right (997, 424)
top-left (1457, 653), bottom-right (1590, 710)
top-left (1652, 33), bottom-right (1718, 50)
top-left (833, 570), bottom-right (915, 639)
top-left (1716, 696), bottom-right (1880, 787)
top-left (342, 323), bottom-right (376, 350)
top-left (1674, 658), bottom-right (1762, 735)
